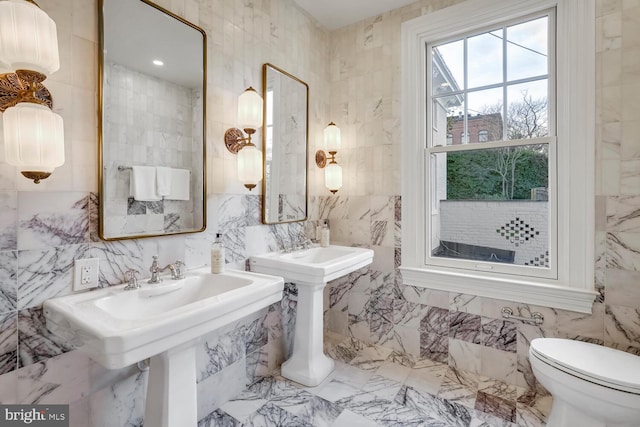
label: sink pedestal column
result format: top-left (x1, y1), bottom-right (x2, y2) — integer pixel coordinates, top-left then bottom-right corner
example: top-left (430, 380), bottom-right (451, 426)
top-left (281, 281), bottom-right (334, 387)
top-left (145, 342), bottom-right (197, 427)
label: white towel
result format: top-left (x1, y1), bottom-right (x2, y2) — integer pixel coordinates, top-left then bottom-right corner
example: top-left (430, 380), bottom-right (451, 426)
top-left (156, 166), bottom-right (172, 197)
top-left (129, 166), bottom-right (161, 201)
top-left (167, 168), bottom-right (191, 200)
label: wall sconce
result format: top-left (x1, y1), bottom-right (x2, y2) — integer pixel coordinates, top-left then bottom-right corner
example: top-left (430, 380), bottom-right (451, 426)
top-left (315, 122), bottom-right (342, 194)
top-left (0, 0), bottom-right (64, 184)
top-left (224, 87), bottom-right (263, 190)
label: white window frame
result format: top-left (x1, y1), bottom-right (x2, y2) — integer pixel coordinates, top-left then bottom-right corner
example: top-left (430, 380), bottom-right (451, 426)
top-left (427, 10), bottom-right (557, 280)
top-left (400, 0), bottom-right (597, 313)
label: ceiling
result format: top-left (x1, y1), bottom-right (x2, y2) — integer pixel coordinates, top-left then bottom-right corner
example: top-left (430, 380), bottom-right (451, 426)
top-left (293, 0), bottom-right (417, 30)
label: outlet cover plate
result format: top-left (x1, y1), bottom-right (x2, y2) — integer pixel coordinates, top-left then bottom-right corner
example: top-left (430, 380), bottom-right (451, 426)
top-left (73, 258), bottom-right (100, 291)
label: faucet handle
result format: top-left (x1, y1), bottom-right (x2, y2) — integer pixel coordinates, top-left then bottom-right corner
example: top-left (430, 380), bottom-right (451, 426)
top-left (124, 269), bottom-right (140, 290)
top-left (173, 260), bottom-right (185, 279)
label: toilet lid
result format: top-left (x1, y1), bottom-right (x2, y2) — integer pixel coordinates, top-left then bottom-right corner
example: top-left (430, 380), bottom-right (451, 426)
top-left (530, 338), bottom-right (640, 394)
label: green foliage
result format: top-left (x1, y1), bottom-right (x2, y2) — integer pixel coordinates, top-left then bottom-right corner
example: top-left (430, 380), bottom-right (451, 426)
top-left (447, 147), bottom-right (547, 200)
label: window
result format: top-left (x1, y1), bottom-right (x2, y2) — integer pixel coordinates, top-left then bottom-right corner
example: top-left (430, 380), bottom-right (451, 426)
top-left (431, 13), bottom-right (553, 274)
top-left (400, 0), bottom-right (596, 313)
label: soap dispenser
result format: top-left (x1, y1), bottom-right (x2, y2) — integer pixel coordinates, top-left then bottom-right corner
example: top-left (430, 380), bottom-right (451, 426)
top-left (320, 220), bottom-right (330, 247)
top-left (211, 233), bottom-right (225, 274)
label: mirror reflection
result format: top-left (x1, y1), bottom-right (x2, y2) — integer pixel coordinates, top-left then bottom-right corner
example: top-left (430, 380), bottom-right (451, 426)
top-left (262, 64), bottom-right (309, 224)
top-left (99, 0), bottom-right (206, 240)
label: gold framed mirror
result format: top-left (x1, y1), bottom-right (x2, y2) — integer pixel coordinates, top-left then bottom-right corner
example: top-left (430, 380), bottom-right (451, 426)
top-left (262, 63), bottom-right (309, 224)
top-left (98, 0), bottom-right (206, 240)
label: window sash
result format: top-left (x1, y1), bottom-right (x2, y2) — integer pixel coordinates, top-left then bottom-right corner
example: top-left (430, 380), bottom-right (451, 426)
top-left (424, 11), bottom-right (557, 280)
top-left (427, 9), bottom-right (556, 150)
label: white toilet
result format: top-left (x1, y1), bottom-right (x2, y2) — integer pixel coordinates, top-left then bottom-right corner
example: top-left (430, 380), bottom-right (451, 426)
top-left (529, 338), bottom-right (640, 427)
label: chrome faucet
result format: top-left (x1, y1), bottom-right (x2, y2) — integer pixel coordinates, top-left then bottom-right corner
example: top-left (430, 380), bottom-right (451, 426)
top-left (173, 260), bottom-right (185, 279)
top-left (123, 269), bottom-right (140, 290)
top-left (148, 256), bottom-right (176, 284)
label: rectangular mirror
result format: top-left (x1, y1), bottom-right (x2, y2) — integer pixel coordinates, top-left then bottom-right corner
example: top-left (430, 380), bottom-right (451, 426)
top-left (262, 64), bottom-right (309, 224)
top-left (99, 0), bottom-right (206, 240)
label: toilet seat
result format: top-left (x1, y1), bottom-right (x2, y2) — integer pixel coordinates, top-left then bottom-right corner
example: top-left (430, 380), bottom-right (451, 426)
top-left (530, 338), bottom-right (640, 395)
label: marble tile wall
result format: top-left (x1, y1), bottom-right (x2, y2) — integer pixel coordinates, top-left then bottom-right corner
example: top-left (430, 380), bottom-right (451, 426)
top-left (319, 0), bottom-right (640, 418)
top-left (1, 0), bottom-right (638, 424)
top-left (0, 0), bottom-right (330, 424)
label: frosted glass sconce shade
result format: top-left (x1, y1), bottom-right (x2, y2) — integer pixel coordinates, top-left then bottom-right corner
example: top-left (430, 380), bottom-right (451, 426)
top-left (316, 122), bottom-right (343, 194)
top-left (324, 162), bottom-right (342, 194)
top-left (3, 102), bottom-right (65, 183)
top-left (324, 122), bottom-right (341, 152)
top-left (225, 86), bottom-right (264, 190)
top-left (237, 143), bottom-right (263, 190)
top-left (0, 0), bottom-right (60, 75)
top-left (237, 86), bottom-right (263, 131)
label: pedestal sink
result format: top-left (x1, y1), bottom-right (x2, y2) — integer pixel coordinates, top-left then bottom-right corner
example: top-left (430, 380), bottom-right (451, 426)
top-left (43, 268), bottom-right (284, 427)
top-left (250, 245), bottom-right (373, 386)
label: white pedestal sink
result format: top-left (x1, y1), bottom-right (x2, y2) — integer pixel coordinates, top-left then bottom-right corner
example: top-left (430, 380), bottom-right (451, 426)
top-left (43, 268), bottom-right (284, 427)
top-left (250, 245), bottom-right (374, 386)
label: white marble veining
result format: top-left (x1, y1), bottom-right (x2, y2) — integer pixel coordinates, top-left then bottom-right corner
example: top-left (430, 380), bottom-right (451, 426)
top-left (17, 192), bottom-right (89, 251)
top-left (0, 0), bottom-right (639, 426)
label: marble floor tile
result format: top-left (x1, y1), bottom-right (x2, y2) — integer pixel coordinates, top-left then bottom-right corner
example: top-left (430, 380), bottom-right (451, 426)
top-left (349, 344), bottom-right (393, 371)
top-left (385, 350), bottom-right (418, 367)
top-left (245, 402), bottom-right (315, 427)
top-left (198, 409), bottom-right (241, 427)
top-left (325, 337), bottom-right (366, 364)
top-left (338, 391), bottom-right (433, 427)
top-left (396, 385), bottom-right (473, 427)
top-left (437, 367), bottom-right (480, 409)
top-left (474, 391), bottom-right (516, 423)
top-left (199, 335), bottom-right (547, 427)
top-left (361, 374), bottom-right (404, 401)
top-left (515, 391), bottom-right (552, 427)
top-left (314, 379), bottom-right (361, 403)
top-left (405, 358), bottom-right (448, 395)
top-left (248, 375), bottom-right (315, 405)
top-left (330, 409), bottom-right (380, 427)
top-left (218, 390), bottom-right (266, 424)
top-left (275, 394), bottom-right (343, 427)
top-left (477, 377), bottom-right (517, 401)
top-left (332, 361), bottom-right (372, 388)
top-left (471, 409), bottom-right (517, 427)
top-left (375, 361), bottom-right (412, 383)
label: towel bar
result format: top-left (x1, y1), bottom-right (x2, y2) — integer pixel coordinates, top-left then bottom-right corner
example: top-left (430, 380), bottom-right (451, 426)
top-left (501, 307), bottom-right (544, 325)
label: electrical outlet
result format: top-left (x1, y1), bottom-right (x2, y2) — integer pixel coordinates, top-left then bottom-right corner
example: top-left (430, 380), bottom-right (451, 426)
top-left (73, 258), bottom-right (99, 291)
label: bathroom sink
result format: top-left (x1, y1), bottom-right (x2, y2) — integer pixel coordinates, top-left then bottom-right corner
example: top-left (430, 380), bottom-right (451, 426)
top-left (43, 267), bottom-right (284, 369)
top-left (249, 245), bottom-right (374, 284)
top-left (249, 244), bottom-right (374, 387)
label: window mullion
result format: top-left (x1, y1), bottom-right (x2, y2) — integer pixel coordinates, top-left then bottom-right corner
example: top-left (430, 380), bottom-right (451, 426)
top-left (463, 37), bottom-right (468, 144)
top-left (427, 136), bottom-right (554, 154)
top-left (434, 74), bottom-right (550, 100)
top-left (502, 26), bottom-right (508, 141)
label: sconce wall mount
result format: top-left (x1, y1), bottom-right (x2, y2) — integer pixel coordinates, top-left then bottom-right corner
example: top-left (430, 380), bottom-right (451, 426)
top-left (0, 69), bottom-right (53, 112)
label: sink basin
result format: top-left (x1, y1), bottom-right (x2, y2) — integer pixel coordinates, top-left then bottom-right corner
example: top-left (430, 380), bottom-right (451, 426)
top-left (249, 244), bottom-right (373, 387)
top-left (44, 268), bottom-right (284, 370)
top-left (250, 245), bottom-right (374, 284)
top-left (44, 267), bottom-right (284, 427)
